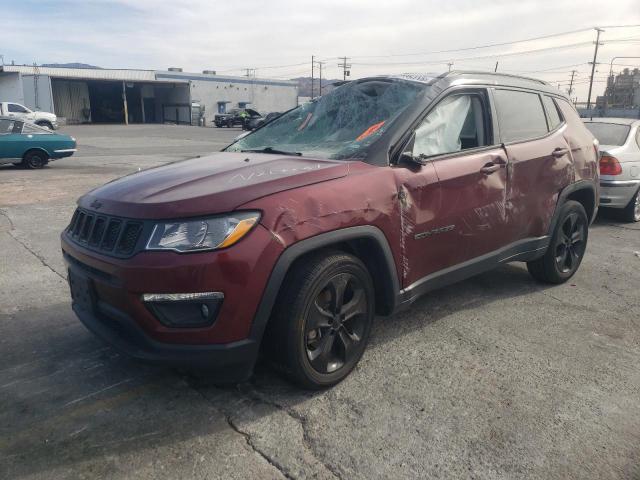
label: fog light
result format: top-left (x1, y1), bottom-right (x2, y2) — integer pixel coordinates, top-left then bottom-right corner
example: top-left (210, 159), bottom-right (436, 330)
top-left (142, 292), bottom-right (223, 328)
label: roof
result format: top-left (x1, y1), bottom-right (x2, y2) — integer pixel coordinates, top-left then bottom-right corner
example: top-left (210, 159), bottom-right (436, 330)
top-left (583, 117), bottom-right (640, 125)
top-left (383, 70), bottom-right (563, 97)
top-left (0, 65), bottom-right (297, 87)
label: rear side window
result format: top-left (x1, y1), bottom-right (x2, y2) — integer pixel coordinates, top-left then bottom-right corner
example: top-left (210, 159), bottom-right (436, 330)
top-left (0, 119), bottom-right (16, 134)
top-left (584, 123), bottom-right (631, 146)
top-left (542, 96), bottom-right (562, 130)
top-left (494, 89), bottom-right (548, 143)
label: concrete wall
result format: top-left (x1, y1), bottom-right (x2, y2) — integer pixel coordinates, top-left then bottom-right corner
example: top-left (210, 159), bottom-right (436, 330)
top-left (157, 72), bottom-right (298, 126)
top-left (0, 72), bottom-right (25, 104)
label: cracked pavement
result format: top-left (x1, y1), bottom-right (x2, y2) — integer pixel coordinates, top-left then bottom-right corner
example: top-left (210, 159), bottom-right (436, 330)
top-left (1, 125), bottom-right (639, 479)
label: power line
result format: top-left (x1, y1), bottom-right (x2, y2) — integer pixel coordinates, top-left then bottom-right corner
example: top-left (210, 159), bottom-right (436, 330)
top-left (348, 27), bottom-right (594, 59)
top-left (338, 57), bottom-right (351, 80)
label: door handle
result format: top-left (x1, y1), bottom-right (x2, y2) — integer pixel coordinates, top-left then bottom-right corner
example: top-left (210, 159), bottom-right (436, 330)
top-left (552, 147), bottom-right (569, 158)
top-left (480, 163), bottom-right (502, 174)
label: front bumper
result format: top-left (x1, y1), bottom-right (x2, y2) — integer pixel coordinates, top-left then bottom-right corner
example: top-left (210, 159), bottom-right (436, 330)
top-left (61, 223), bottom-right (284, 376)
top-left (53, 148), bottom-right (77, 159)
top-left (599, 179), bottom-right (640, 208)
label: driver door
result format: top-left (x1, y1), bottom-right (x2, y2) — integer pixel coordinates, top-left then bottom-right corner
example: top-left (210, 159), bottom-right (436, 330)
top-left (396, 89), bottom-right (509, 287)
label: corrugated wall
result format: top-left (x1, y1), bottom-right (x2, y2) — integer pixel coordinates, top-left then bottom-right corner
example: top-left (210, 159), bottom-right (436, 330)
top-left (51, 80), bottom-right (91, 123)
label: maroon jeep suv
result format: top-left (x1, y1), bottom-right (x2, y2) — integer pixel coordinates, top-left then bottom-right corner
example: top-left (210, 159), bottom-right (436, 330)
top-left (61, 72), bottom-right (598, 388)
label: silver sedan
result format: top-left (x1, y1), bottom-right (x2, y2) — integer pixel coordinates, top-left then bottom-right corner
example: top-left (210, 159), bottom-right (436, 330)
top-left (584, 118), bottom-right (640, 222)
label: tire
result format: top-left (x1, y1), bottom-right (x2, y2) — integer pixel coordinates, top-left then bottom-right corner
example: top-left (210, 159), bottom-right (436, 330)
top-left (527, 200), bottom-right (588, 284)
top-left (621, 189), bottom-right (640, 223)
top-left (265, 251), bottom-right (375, 389)
top-left (226, 119), bottom-right (233, 128)
top-left (21, 150), bottom-right (49, 169)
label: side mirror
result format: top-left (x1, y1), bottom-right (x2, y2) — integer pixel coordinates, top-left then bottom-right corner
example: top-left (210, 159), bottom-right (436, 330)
top-left (398, 132), bottom-right (426, 165)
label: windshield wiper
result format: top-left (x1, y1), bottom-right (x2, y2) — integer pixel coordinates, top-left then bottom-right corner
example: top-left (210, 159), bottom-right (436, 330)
top-left (241, 147), bottom-right (302, 156)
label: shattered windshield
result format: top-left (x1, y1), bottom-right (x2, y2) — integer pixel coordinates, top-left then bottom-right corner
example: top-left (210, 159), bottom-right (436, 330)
top-left (226, 79), bottom-right (426, 160)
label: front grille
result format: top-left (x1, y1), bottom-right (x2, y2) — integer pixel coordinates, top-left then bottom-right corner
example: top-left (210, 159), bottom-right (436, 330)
top-left (66, 208), bottom-right (143, 257)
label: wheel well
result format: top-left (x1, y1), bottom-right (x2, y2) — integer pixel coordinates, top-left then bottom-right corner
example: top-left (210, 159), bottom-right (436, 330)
top-left (286, 238), bottom-right (396, 316)
top-left (23, 148), bottom-right (50, 160)
top-left (566, 187), bottom-right (595, 222)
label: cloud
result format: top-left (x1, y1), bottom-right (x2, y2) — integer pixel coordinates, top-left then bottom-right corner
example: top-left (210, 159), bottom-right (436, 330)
top-left (1, 0), bottom-right (639, 100)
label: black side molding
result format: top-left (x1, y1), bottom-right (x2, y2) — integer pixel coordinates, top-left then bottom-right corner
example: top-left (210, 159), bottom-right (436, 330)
top-left (249, 226), bottom-right (400, 342)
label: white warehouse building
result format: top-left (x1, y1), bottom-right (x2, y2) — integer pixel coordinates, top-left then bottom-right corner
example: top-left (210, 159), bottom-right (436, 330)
top-left (0, 65), bottom-right (298, 126)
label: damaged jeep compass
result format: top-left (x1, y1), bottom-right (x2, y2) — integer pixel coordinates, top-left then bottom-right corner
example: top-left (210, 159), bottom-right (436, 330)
top-left (62, 72), bottom-right (599, 388)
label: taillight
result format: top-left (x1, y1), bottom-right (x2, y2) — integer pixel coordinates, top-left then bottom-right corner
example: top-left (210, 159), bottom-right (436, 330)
top-left (599, 155), bottom-right (622, 176)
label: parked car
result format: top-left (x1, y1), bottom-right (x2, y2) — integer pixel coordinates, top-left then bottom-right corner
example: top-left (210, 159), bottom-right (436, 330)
top-left (245, 111), bottom-right (282, 131)
top-left (584, 118), bottom-right (640, 222)
top-left (61, 72), bottom-right (598, 389)
top-left (0, 102), bottom-right (58, 130)
top-left (214, 108), bottom-right (261, 128)
top-left (0, 117), bottom-right (76, 169)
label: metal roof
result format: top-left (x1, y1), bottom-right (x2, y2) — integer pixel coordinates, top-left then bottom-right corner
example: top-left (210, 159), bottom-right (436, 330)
top-left (0, 65), bottom-right (295, 87)
top-left (1, 65), bottom-right (161, 81)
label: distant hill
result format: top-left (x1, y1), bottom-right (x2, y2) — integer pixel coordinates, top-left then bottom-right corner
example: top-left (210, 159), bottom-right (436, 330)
top-left (41, 63), bottom-right (101, 69)
top-left (293, 77), bottom-right (342, 97)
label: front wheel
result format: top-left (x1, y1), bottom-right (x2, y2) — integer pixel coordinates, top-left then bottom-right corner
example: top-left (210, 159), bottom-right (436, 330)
top-left (21, 150), bottom-right (49, 169)
top-left (527, 200), bottom-right (588, 284)
top-left (266, 251), bottom-right (375, 389)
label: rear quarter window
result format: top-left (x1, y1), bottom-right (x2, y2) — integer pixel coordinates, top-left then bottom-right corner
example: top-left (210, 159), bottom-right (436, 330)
top-left (494, 89), bottom-right (548, 143)
top-left (542, 96), bottom-right (563, 130)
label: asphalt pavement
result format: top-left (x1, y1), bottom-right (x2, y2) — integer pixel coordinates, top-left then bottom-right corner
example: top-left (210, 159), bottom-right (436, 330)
top-left (1, 124), bottom-right (639, 480)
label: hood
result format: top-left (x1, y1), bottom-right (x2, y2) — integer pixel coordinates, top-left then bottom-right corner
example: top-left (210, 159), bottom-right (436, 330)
top-left (35, 111), bottom-right (56, 120)
top-left (79, 152), bottom-right (349, 219)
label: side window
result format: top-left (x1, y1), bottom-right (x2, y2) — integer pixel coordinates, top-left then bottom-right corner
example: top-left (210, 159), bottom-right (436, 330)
top-left (8, 103), bottom-right (28, 113)
top-left (556, 98), bottom-right (584, 128)
top-left (0, 119), bottom-right (16, 134)
top-left (413, 93), bottom-right (489, 158)
top-left (494, 89), bottom-right (548, 143)
top-left (542, 96), bottom-right (563, 130)
top-left (21, 123), bottom-right (49, 134)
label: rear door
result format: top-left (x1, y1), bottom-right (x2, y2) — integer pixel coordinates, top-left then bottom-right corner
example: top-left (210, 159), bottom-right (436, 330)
top-left (492, 89), bottom-right (573, 242)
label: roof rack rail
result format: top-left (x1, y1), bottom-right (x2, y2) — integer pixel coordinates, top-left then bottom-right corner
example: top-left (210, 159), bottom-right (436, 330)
top-left (445, 70), bottom-right (548, 85)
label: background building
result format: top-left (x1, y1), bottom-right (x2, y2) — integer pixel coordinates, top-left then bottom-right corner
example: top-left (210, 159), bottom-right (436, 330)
top-left (599, 68), bottom-right (640, 108)
top-left (0, 65), bottom-right (298, 126)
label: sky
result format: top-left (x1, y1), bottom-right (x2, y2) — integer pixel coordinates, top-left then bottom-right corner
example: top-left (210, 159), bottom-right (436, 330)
top-left (1, 0), bottom-right (639, 103)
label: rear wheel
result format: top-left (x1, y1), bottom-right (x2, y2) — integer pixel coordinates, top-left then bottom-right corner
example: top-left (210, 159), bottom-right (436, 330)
top-left (527, 200), bottom-right (588, 284)
top-left (266, 251), bottom-right (374, 389)
top-left (622, 189), bottom-right (640, 223)
top-left (21, 150), bottom-right (49, 169)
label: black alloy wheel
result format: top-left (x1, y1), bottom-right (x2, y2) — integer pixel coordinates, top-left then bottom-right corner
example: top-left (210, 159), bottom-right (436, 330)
top-left (553, 212), bottom-right (587, 274)
top-left (527, 200), bottom-right (589, 284)
top-left (266, 251), bottom-right (374, 389)
top-left (304, 272), bottom-right (368, 374)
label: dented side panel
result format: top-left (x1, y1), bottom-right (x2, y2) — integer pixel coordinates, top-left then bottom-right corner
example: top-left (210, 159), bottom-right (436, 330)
top-left (241, 162), bottom-right (406, 282)
top-left (503, 127), bottom-right (574, 241)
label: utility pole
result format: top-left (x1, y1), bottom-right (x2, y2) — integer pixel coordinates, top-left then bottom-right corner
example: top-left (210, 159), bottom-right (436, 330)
top-left (447, 62), bottom-right (453, 72)
top-left (338, 57), bottom-right (351, 80)
top-left (318, 61), bottom-right (323, 96)
top-left (586, 27), bottom-right (604, 110)
top-left (311, 55), bottom-right (315, 99)
top-left (494, 61), bottom-right (499, 72)
top-left (568, 70), bottom-right (577, 98)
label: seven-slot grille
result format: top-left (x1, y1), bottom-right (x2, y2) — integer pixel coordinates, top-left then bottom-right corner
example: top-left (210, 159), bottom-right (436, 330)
top-left (66, 208), bottom-right (143, 256)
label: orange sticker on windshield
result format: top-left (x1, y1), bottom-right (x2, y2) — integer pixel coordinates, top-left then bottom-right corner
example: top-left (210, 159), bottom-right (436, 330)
top-left (356, 121), bottom-right (385, 141)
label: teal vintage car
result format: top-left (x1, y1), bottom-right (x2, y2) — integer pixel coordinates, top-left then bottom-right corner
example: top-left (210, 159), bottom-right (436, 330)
top-left (0, 117), bottom-right (77, 169)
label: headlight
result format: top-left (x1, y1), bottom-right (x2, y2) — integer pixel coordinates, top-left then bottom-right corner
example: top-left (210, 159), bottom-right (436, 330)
top-left (145, 212), bottom-right (260, 252)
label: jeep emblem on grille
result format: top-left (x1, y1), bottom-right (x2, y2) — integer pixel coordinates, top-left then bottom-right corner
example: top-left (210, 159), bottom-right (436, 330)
top-left (90, 199), bottom-right (103, 209)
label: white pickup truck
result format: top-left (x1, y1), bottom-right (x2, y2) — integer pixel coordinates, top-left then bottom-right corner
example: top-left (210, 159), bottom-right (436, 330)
top-left (0, 102), bottom-right (58, 130)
